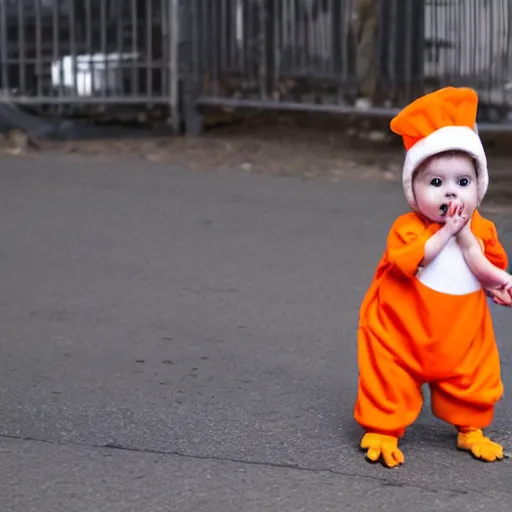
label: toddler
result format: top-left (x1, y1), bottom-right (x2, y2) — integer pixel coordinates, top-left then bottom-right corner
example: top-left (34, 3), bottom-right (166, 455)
top-left (354, 87), bottom-right (512, 468)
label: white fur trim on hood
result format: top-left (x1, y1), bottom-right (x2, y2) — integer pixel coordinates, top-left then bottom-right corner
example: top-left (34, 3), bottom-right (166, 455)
top-left (402, 125), bottom-right (488, 211)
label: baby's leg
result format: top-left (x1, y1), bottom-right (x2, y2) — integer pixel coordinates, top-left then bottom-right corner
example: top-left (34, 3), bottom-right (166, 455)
top-left (430, 331), bottom-right (504, 462)
top-left (431, 385), bottom-right (503, 461)
top-left (355, 327), bottom-right (424, 468)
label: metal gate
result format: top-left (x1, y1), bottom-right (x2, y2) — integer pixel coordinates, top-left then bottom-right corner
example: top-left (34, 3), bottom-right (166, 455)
top-left (182, 0), bottom-right (425, 121)
top-left (0, 0), bottom-right (180, 131)
top-left (181, 0), bottom-right (512, 131)
top-left (2, 0), bottom-right (512, 135)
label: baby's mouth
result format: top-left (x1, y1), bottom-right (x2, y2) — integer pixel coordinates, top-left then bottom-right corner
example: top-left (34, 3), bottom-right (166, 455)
top-left (440, 203), bottom-right (449, 217)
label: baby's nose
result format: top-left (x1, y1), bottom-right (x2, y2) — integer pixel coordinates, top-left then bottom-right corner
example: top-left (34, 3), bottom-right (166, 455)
top-left (445, 191), bottom-right (457, 198)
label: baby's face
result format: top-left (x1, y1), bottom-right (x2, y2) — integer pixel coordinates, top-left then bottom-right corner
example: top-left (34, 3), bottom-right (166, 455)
top-left (412, 154), bottom-right (478, 223)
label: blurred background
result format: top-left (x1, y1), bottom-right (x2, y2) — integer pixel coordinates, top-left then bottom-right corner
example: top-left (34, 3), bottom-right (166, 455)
top-left (1, 0), bottom-right (512, 205)
top-left (1, 0), bottom-right (512, 133)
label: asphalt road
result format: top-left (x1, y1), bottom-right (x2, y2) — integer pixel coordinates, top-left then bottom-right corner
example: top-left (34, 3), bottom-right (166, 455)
top-left (1, 152), bottom-right (511, 512)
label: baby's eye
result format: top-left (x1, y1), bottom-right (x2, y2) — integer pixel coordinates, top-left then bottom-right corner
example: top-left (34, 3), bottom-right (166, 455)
top-left (458, 177), bottom-right (470, 187)
top-left (430, 178), bottom-right (442, 187)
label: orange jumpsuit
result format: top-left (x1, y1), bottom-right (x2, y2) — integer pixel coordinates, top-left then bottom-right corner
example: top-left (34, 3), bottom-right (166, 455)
top-left (354, 210), bottom-right (508, 438)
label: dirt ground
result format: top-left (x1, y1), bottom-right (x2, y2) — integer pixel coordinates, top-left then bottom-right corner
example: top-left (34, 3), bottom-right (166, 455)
top-left (14, 111), bottom-right (512, 213)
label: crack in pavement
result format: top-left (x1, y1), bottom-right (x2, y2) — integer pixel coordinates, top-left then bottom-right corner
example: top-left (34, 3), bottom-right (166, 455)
top-left (0, 432), bottom-right (506, 499)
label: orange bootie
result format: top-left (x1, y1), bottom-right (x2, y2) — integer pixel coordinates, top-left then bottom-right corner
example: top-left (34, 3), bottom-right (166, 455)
top-left (360, 433), bottom-right (404, 468)
top-left (457, 428), bottom-right (504, 462)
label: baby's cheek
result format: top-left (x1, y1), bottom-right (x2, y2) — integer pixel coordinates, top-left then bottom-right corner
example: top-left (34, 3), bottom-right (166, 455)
top-left (462, 189), bottom-right (479, 208)
top-left (422, 189), bottom-right (441, 206)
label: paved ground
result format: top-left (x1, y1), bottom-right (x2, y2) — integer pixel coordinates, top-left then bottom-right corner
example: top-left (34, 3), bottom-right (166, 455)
top-left (1, 151), bottom-right (512, 511)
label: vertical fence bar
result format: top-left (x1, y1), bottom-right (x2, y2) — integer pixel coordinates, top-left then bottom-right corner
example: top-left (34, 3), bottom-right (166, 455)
top-left (52, 0), bottom-right (63, 111)
top-left (325, 0), bottom-right (332, 81)
top-left (331, 0), bottom-right (341, 101)
top-left (194, 0), bottom-right (203, 95)
top-left (160, 0), bottom-right (167, 100)
top-left (471, 0), bottom-right (477, 88)
top-left (201, 0), bottom-right (206, 93)
top-left (85, 0), bottom-right (91, 94)
top-left (478, 0), bottom-right (483, 92)
top-left (308, 2), bottom-right (313, 77)
top-left (236, 0), bottom-right (243, 72)
top-left (389, 0), bottom-right (397, 98)
top-left (212, 0), bottom-right (219, 96)
top-left (258, 0), bottom-right (265, 98)
top-left (146, 0), bottom-right (153, 100)
top-left (300, 0), bottom-right (306, 72)
top-left (170, 0), bottom-right (180, 132)
top-left (230, 0), bottom-right (237, 71)
top-left (264, 0), bottom-right (275, 99)
top-left (280, 0), bottom-right (287, 80)
top-left (416, 0), bottom-right (425, 99)
top-left (69, 0), bottom-right (77, 97)
top-left (451, 0), bottom-right (455, 85)
top-left (273, 0), bottom-right (279, 99)
top-left (0, 0), bottom-right (9, 92)
top-left (118, 0), bottom-right (125, 96)
top-left (477, 0), bottom-right (482, 90)
top-left (312, 2), bottom-right (317, 77)
top-left (458, 0), bottom-right (464, 86)
top-left (403, 0), bottom-right (412, 101)
top-left (181, 0), bottom-right (204, 134)
top-left (131, 0), bottom-right (138, 96)
top-left (290, 0), bottom-right (296, 73)
top-left (339, 0), bottom-right (351, 99)
top-left (244, 0), bottom-right (253, 90)
top-left (497, 0), bottom-right (503, 105)
top-left (503, 2), bottom-right (512, 108)
top-left (86, 0), bottom-right (95, 98)
top-left (220, 0), bottom-right (226, 71)
top-left (444, 0), bottom-right (450, 84)
top-left (498, 0), bottom-right (504, 106)
top-left (35, 0), bottom-right (43, 99)
top-left (501, 0), bottom-right (508, 105)
top-left (313, 0), bottom-right (317, 77)
top-left (100, 0), bottom-right (107, 98)
top-left (486, 1), bottom-right (491, 100)
top-left (18, 0), bottom-right (26, 95)
top-left (433, 0), bottom-right (439, 87)
top-left (495, 0), bottom-right (500, 106)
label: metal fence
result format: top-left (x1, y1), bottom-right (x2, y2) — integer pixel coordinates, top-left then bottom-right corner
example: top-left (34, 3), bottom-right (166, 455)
top-left (2, 0), bottom-right (512, 135)
top-left (183, 0), bottom-right (512, 130)
top-left (0, 0), bottom-right (180, 129)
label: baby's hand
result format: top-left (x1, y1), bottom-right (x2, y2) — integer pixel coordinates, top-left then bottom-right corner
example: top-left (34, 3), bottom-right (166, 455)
top-left (486, 287), bottom-right (512, 307)
top-left (443, 201), bottom-right (469, 236)
top-left (487, 274), bottom-right (512, 306)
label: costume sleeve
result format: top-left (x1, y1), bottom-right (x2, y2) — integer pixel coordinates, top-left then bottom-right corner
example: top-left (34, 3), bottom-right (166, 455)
top-left (385, 215), bottom-right (440, 277)
top-left (471, 210), bottom-right (509, 271)
top-left (481, 222), bottom-right (509, 271)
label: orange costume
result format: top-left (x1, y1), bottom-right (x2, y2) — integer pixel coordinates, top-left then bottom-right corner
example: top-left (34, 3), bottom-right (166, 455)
top-left (354, 87), bottom-right (509, 467)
